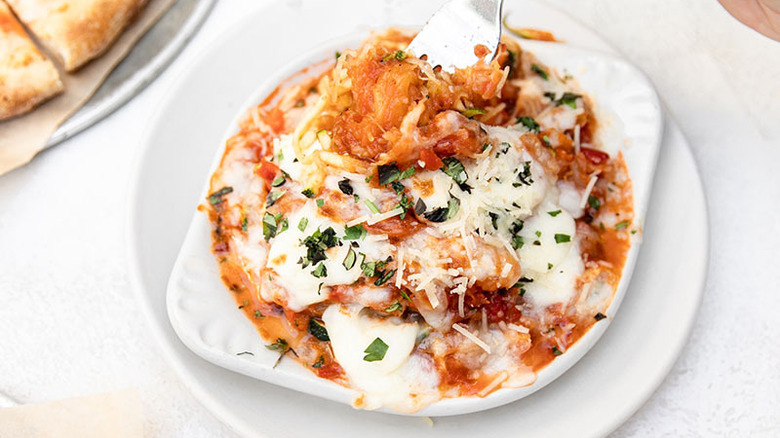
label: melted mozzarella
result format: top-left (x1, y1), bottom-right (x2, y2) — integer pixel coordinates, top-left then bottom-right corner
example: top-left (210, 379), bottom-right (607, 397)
top-left (523, 242), bottom-right (584, 308)
top-left (517, 200), bottom-right (577, 275)
top-left (263, 203), bottom-right (392, 311)
top-left (322, 304), bottom-right (439, 411)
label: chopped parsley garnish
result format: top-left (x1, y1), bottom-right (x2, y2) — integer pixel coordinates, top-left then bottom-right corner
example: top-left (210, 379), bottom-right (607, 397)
top-left (298, 217), bottom-right (309, 232)
top-left (548, 210), bottom-right (562, 217)
top-left (382, 50), bottom-right (407, 62)
top-left (509, 219), bottom-right (525, 249)
top-left (547, 262), bottom-right (553, 270)
top-left (307, 318), bottom-right (330, 341)
top-left (517, 116), bottom-right (540, 133)
top-left (554, 233), bottom-right (571, 243)
top-left (262, 212), bottom-right (278, 241)
top-left (360, 255), bottom-right (393, 284)
top-left (337, 179), bottom-right (354, 195)
top-left (385, 302), bottom-right (402, 313)
top-left (278, 217), bottom-right (288, 234)
top-left (241, 215), bottom-right (248, 232)
top-left (374, 269), bottom-right (396, 286)
top-left (316, 198), bottom-right (325, 208)
top-left (594, 312), bottom-right (607, 321)
top-left (377, 163), bottom-right (414, 186)
top-left (266, 338), bottom-right (296, 368)
top-left (301, 188), bottom-right (315, 198)
top-left (400, 290), bottom-right (412, 303)
top-left (423, 197), bottom-right (460, 222)
top-left (461, 107), bottom-right (486, 118)
top-left (552, 346), bottom-right (563, 356)
top-left (335, 51), bottom-right (341, 60)
top-left (343, 224), bottom-right (367, 240)
top-left (542, 135), bottom-right (551, 146)
top-left (395, 193), bottom-right (413, 218)
top-left (440, 157), bottom-right (468, 185)
top-left (208, 186), bottom-right (233, 205)
top-left (312, 356), bottom-right (325, 368)
top-left (363, 337), bottom-right (389, 362)
top-left (271, 175), bottom-right (286, 187)
top-left (512, 235), bottom-right (525, 249)
top-left (414, 198), bottom-right (427, 215)
top-left (266, 190), bottom-right (284, 207)
top-left (514, 161), bottom-right (533, 186)
top-left (365, 174), bottom-right (373, 183)
top-left (546, 92), bottom-right (581, 109)
top-left (489, 212), bottom-right (499, 230)
top-left (531, 63), bottom-right (549, 80)
top-left (298, 227), bottom-right (340, 268)
top-left (364, 199), bottom-right (380, 214)
top-left (588, 195), bottom-right (601, 210)
top-left (311, 262), bottom-right (327, 278)
top-left (343, 247), bottom-right (357, 270)
top-left (615, 220), bottom-right (630, 230)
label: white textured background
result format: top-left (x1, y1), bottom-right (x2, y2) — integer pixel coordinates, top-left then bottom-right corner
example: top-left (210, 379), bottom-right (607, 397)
top-left (1, 0), bottom-right (778, 436)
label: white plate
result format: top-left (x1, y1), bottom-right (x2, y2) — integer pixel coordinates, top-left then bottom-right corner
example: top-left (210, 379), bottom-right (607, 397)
top-left (128, 0), bottom-right (708, 436)
top-left (164, 31), bottom-right (663, 416)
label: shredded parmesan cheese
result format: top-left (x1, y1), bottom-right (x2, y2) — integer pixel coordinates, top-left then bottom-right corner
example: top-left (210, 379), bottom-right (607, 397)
top-left (452, 324), bottom-right (491, 354)
top-left (477, 371), bottom-right (508, 397)
top-left (507, 323), bottom-right (530, 334)
top-left (579, 175), bottom-right (599, 209)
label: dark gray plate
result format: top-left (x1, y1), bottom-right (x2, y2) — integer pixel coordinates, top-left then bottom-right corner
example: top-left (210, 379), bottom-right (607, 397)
top-left (46, 0), bottom-right (215, 148)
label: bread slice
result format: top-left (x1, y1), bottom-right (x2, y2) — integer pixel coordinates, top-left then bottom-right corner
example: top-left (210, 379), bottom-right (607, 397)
top-left (0, 1), bottom-right (64, 120)
top-left (5, 0), bottom-right (149, 72)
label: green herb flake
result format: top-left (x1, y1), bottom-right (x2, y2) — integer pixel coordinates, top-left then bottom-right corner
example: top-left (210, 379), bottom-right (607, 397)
top-left (266, 190), bottom-right (284, 208)
top-left (344, 224), bottom-right (367, 240)
top-left (517, 116), bottom-right (540, 133)
top-left (382, 50), bottom-right (407, 62)
top-left (363, 337), bottom-right (389, 362)
top-left (343, 247), bottom-right (357, 270)
top-left (241, 215), bottom-right (248, 232)
top-left (301, 188), bottom-right (315, 198)
top-left (548, 262), bottom-right (554, 270)
top-left (615, 220), bottom-right (630, 230)
top-left (307, 318), bottom-right (330, 341)
top-left (365, 174), bottom-right (373, 183)
top-left (554, 233), bottom-right (571, 243)
top-left (552, 346), bottom-right (563, 356)
top-left (385, 302), bottom-right (402, 313)
top-left (208, 186), bottom-right (233, 205)
top-left (266, 339), bottom-right (289, 352)
top-left (440, 157), bottom-right (468, 185)
top-left (511, 235), bottom-right (525, 250)
top-left (335, 51), bottom-right (342, 60)
top-left (312, 356), bottom-right (325, 369)
top-left (548, 210), bottom-right (562, 217)
top-left (461, 107), bottom-right (486, 119)
top-left (400, 290), bottom-right (412, 303)
top-left (337, 179), bottom-right (354, 195)
top-left (531, 63), bottom-right (549, 80)
top-left (588, 195), bottom-right (601, 210)
top-left (374, 269), bottom-right (396, 286)
top-left (271, 175), bottom-right (286, 187)
top-left (311, 262), bottom-right (327, 278)
top-left (262, 212), bottom-right (278, 241)
top-left (298, 217), bottom-right (309, 232)
top-left (316, 199), bottom-right (325, 208)
top-left (594, 312), bottom-right (607, 321)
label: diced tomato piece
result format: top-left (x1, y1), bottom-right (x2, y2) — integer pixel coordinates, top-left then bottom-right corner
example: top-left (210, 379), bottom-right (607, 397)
top-left (580, 147), bottom-right (610, 165)
top-left (255, 159), bottom-right (279, 189)
top-left (419, 147), bottom-right (444, 170)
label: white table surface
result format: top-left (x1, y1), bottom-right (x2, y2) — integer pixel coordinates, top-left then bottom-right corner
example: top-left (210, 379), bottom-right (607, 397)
top-left (1, 0), bottom-right (778, 436)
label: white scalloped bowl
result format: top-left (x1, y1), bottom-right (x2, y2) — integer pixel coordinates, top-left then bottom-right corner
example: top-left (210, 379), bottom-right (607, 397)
top-left (166, 32), bottom-right (662, 417)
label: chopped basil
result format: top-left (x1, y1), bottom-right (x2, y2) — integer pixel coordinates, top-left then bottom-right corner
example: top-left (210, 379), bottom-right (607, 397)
top-left (542, 135), bottom-right (551, 146)
top-left (512, 235), bottom-right (524, 250)
top-left (338, 179), bottom-right (354, 195)
top-left (311, 263), bottom-right (327, 278)
top-left (208, 186), bottom-right (233, 205)
top-left (278, 217), bottom-right (289, 234)
top-left (395, 193), bottom-right (413, 218)
top-left (365, 174), bottom-right (373, 183)
top-left (382, 50), bottom-right (407, 62)
top-left (423, 197), bottom-right (459, 222)
top-left (440, 157), bottom-right (468, 185)
top-left (400, 290), bottom-right (412, 302)
top-left (517, 116), bottom-right (540, 133)
top-left (385, 302), bottom-right (402, 313)
top-left (515, 161), bottom-right (533, 186)
top-left (266, 190), bottom-right (284, 208)
top-left (266, 338), bottom-right (289, 352)
top-left (262, 212), bottom-right (278, 241)
top-left (364, 199), bottom-right (380, 214)
top-left (548, 210), bottom-right (562, 217)
top-left (461, 107), bottom-right (486, 118)
top-left (615, 220), bottom-right (630, 230)
top-left (343, 247), bottom-right (357, 270)
top-left (301, 188), bottom-right (315, 198)
top-left (298, 217), bottom-right (308, 232)
top-left (343, 224), bottom-right (367, 240)
top-left (588, 195), bottom-right (601, 210)
top-left (414, 198), bottom-right (427, 215)
top-left (363, 337), bottom-right (389, 362)
top-left (535, 230), bottom-right (542, 238)
top-left (241, 215), bottom-right (248, 232)
top-left (335, 51), bottom-right (341, 60)
top-left (298, 227), bottom-right (340, 268)
top-left (552, 346), bottom-right (563, 356)
top-left (374, 269), bottom-right (396, 286)
top-left (271, 175), bottom-right (286, 187)
top-left (531, 63), bottom-right (549, 80)
top-left (316, 199), bottom-right (325, 208)
top-left (307, 318), bottom-right (330, 341)
top-left (312, 356), bottom-right (325, 368)
top-left (377, 163), bottom-right (414, 186)
top-left (547, 262), bottom-right (553, 270)
top-left (489, 212), bottom-right (499, 230)
top-left (594, 312), bottom-right (607, 321)
top-left (554, 233), bottom-right (571, 243)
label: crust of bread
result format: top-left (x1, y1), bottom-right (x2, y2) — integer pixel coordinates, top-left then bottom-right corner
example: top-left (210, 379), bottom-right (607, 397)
top-left (5, 0), bottom-right (149, 72)
top-left (0, 1), bottom-right (64, 121)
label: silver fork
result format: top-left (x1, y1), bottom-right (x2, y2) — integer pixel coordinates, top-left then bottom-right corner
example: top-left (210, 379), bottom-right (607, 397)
top-left (406, 0), bottom-right (504, 73)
